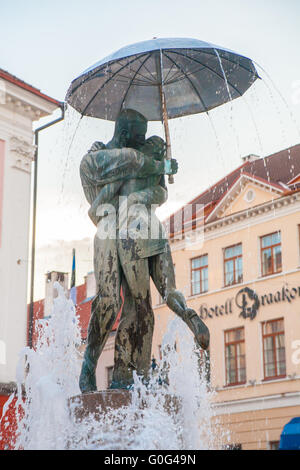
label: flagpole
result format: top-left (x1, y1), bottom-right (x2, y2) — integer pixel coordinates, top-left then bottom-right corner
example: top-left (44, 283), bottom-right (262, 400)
top-left (70, 248), bottom-right (76, 305)
top-left (71, 248), bottom-right (76, 288)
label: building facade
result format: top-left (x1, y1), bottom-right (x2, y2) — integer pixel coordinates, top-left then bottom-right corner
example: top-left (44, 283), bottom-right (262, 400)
top-left (19, 144), bottom-right (300, 449)
top-left (151, 146), bottom-right (300, 449)
top-left (85, 145), bottom-right (300, 448)
top-left (0, 69), bottom-right (60, 392)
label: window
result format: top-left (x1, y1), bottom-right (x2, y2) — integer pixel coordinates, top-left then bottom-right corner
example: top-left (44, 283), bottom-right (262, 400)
top-left (244, 188), bottom-right (255, 202)
top-left (224, 244), bottom-right (243, 287)
top-left (298, 225), bottom-right (300, 263)
top-left (261, 232), bottom-right (282, 276)
top-left (269, 441), bottom-right (279, 450)
top-left (106, 366), bottom-right (114, 388)
top-left (262, 318), bottom-right (286, 380)
top-left (223, 444), bottom-right (242, 450)
top-left (158, 344), bottom-right (162, 361)
top-left (191, 255), bottom-right (208, 295)
top-left (225, 327), bottom-right (246, 386)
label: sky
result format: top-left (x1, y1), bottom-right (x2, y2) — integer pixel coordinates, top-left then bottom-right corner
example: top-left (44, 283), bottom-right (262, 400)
top-left (1, 0), bottom-right (300, 299)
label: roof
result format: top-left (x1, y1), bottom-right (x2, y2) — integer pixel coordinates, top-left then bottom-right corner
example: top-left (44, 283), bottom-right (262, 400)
top-left (27, 281), bottom-right (121, 346)
top-left (168, 143), bottom-right (300, 236)
top-left (199, 143), bottom-right (300, 204)
top-left (205, 171), bottom-right (284, 223)
top-left (0, 68), bottom-right (62, 108)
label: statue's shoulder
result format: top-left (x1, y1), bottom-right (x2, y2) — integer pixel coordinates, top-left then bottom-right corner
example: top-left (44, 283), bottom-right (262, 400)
top-left (80, 141), bottom-right (107, 167)
top-left (87, 141), bottom-right (106, 153)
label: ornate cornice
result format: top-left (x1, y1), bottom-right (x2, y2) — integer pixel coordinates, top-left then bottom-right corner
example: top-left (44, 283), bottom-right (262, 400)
top-left (0, 78), bottom-right (52, 120)
top-left (10, 135), bottom-right (36, 173)
top-left (4, 94), bottom-right (44, 120)
top-left (212, 390), bottom-right (300, 415)
top-left (206, 173), bottom-right (283, 223)
top-left (204, 191), bottom-right (300, 234)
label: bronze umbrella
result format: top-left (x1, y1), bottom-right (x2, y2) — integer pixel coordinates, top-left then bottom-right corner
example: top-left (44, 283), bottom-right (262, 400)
top-left (66, 37), bottom-right (259, 183)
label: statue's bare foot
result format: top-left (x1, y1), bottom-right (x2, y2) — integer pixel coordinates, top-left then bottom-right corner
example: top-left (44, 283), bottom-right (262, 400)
top-left (79, 362), bottom-right (97, 393)
top-left (183, 308), bottom-right (210, 350)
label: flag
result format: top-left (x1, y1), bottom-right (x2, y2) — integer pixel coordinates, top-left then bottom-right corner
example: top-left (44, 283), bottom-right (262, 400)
top-left (70, 248), bottom-right (76, 305)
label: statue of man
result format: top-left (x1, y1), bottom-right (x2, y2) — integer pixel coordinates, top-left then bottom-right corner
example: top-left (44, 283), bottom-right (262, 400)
top-left (79, 109), bottom-right (209, 392)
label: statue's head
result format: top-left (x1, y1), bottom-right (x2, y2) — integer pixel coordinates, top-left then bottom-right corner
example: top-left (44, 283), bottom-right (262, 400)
top-left (141, 136), bottom-right (166, 161)
top-left (114, 109), bottom-right (147, 149)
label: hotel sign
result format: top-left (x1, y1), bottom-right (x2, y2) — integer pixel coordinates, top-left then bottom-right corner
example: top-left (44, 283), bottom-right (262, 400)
top-left (199, 298), bottom-right (233, 320)
top-left (199, 284), bottom-right (300, 321)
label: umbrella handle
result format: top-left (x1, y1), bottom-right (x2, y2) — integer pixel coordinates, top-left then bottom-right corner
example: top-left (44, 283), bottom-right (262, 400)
top-left (158, 52), bottom-right (174, 184)
top-left (166, 145), bottom-right (174, 184)
top-left (160, 85), bottom-right (174, 184)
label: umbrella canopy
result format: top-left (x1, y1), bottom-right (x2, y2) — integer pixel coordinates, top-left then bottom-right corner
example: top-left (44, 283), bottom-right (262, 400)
top-left (279, 417), bottom-right (300, 450)
top-left (65, 37), bottom-right (259, 122)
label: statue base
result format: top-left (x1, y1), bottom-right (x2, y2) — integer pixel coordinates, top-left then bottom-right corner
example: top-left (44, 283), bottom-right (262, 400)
top-left (68, 389), bottom-right (132, 422)
top-left (67, 389), bottom-right (182, 449)
top-left (69, 389), bottom-right (181, 421)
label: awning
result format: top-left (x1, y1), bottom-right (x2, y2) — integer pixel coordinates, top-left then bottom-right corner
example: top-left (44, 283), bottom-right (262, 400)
top-left (279, 417), bottom-right (300, 450)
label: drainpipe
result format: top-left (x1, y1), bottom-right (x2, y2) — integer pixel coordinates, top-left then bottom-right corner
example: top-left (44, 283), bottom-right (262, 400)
top-left (28, 103), bottom-right (65, 348)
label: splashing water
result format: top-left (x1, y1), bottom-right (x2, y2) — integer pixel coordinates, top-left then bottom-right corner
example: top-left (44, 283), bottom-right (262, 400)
top-left (2, 285), bottom-right (225, 450)
top-left (13, 282), bottom-right (81, 450)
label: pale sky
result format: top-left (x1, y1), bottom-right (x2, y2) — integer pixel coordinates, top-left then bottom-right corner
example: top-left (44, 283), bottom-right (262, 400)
top-left (1, 0), bottom-right (300, 299)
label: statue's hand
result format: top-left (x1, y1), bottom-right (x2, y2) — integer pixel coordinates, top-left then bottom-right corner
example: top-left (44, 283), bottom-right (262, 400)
top-left (88, 141), bottom-right (106, 153)
top-left (164, 158), bottom-right (178, 175)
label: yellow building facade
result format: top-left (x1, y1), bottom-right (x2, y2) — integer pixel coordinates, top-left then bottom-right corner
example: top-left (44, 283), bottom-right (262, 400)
top-left (94, 145), bottom-right (300, 449)
top-left (151, 149), bottom-right (300, 449)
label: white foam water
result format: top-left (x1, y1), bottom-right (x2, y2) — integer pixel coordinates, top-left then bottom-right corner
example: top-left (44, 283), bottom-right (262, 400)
top-left (13, 282), bottom-right (81, 450)
top-left (2, 284), bottom-right (226, 450)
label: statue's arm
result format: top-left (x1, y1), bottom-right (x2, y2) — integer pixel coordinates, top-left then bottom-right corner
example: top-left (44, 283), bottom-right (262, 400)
top-left (80, 147), bottom-right (175, 223)
top-left (80, 148), bottom-right (164, 186)
top-left (127, 185), bottom-right (167, 207)
top-left (80, 147), bottom-right (178, 187)
top-left (87, 180), bottom-right (167, 226)
top-left (88, 181), bottom-right (122, 226)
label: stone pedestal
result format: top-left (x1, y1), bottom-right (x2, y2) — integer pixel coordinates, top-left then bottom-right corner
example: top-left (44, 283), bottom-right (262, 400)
top-left (67, 390), bottom-right (182, 449)
top-left (69, 389), bottom-right (180, 418)
top-left (68, 389), bottom-right (132, 422)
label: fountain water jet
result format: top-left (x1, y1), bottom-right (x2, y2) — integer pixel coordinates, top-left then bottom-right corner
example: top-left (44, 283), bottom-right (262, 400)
top-left (2, 285), bottom-right (224, 450)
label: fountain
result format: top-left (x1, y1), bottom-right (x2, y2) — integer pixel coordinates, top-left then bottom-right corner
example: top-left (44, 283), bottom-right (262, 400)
top-left (2, 283), bottom-right (223, 450)
top-left (1, 38), bottom-right (262, 450)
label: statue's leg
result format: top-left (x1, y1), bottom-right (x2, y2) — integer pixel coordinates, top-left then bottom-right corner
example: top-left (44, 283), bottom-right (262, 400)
top-left (116, 257), bottom-right (154, 383)
top-left (150, 245), bottom-right (209, 350)
top-left (79, 235), bottom-right (122, 393)
top-left (111, 276), bottom-right (137, 389)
